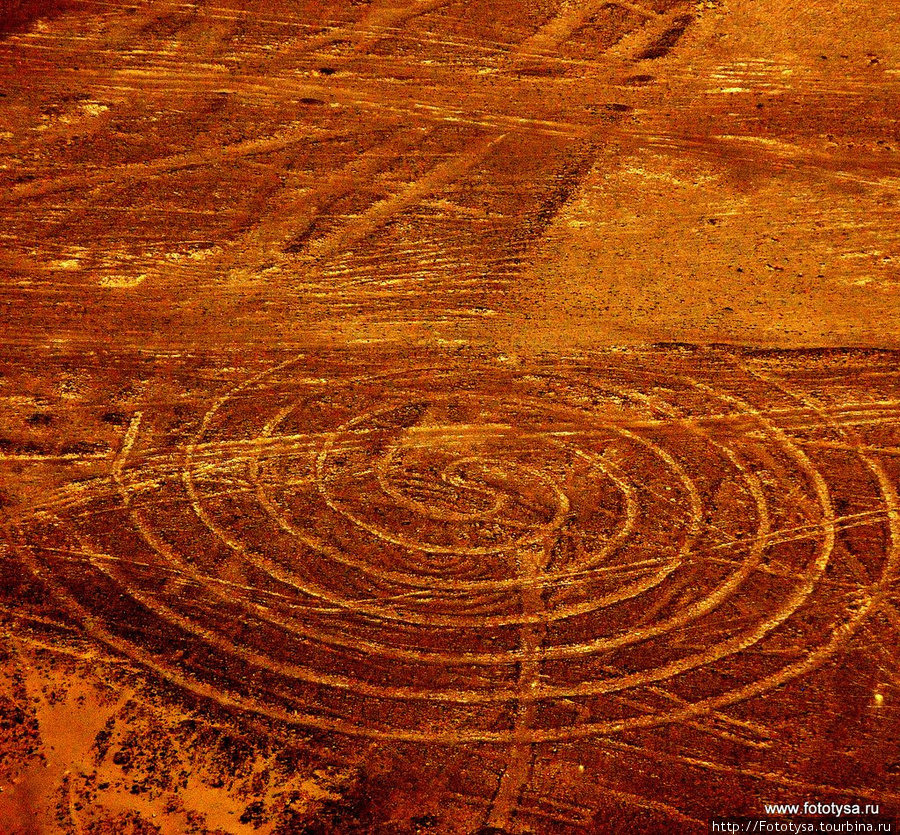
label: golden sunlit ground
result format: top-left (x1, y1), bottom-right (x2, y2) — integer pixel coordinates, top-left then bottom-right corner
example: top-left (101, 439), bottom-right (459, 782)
top-left (1, 1), bottom-right (899, 833)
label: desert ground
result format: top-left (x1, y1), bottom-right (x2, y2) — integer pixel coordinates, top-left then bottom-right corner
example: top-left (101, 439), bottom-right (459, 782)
top-left (1, 0), bottom-right (899, 833)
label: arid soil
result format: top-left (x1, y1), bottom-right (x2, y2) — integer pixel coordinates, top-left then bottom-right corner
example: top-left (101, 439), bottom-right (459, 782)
top-left (1, 1), bottom-right (899, 833)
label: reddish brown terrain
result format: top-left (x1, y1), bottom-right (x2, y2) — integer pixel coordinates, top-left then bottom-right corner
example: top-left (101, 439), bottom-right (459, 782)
top-left (1, 1), bottom-right (899, 833)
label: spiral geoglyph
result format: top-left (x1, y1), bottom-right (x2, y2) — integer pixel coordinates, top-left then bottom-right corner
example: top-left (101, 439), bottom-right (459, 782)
top-left (15, 357), bottom-right (899, 744)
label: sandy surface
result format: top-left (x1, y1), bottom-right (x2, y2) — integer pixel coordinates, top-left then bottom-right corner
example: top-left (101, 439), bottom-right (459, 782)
top-left (1, 1), bottom-right (899, 833)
